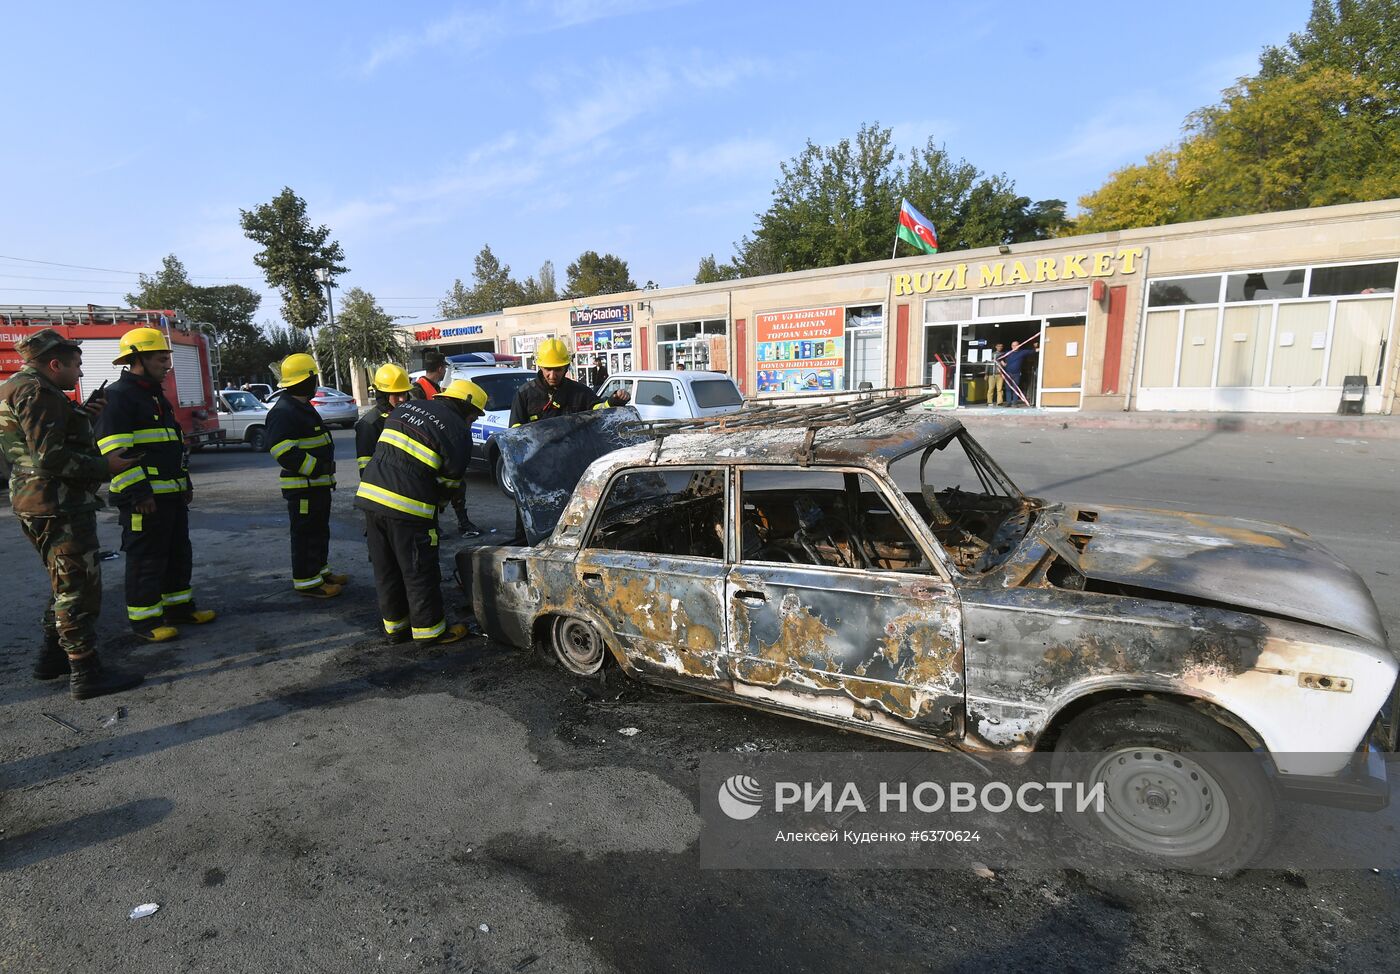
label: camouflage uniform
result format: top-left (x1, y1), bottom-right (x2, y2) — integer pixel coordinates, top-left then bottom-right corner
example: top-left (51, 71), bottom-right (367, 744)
top-left (0, 333), bottom-right (110, 659)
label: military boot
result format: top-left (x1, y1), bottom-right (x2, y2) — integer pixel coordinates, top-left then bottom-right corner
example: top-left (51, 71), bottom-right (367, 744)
top-left (32, 631), bottom-right (69, 681)
top-left (69, 654), bottom-right (144, 701)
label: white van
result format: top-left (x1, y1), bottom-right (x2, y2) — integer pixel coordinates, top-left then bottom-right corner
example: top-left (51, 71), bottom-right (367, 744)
top-left (596, 371), bottom-right (744, 422)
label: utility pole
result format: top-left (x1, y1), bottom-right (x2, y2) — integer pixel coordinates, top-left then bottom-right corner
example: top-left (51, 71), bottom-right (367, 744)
top-left (314, 267), bottom-right (343, 391)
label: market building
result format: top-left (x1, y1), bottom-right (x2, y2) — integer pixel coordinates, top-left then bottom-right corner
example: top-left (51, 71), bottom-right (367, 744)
top-left (401, 199), bottom-right (1400, 414)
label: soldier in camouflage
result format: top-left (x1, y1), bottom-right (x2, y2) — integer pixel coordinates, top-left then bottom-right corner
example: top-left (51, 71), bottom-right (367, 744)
top-left (0, 329), bottom-right (146, 699)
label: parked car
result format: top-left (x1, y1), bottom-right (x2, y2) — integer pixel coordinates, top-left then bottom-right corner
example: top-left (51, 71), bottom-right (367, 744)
top-left (465, 395), bottom-right (1398, 872)
top-left (436, 366), bottom-right (536, 495)
top-left (266, 386), bottom-right (358, 429)
top-left (214, 390), bottom-right (272, 451)
top-left (240, 383), bottom-right (274, 402)
top-left (596, 370), bottom-right (744, 422)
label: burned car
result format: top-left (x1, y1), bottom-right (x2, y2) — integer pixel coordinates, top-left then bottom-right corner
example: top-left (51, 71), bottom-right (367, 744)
top-left (466, 396), bottom-right (1398, 870)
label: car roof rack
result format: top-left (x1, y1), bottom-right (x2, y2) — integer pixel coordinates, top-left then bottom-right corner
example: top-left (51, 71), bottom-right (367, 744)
top-left (623, 384), bottom-right (943, 465)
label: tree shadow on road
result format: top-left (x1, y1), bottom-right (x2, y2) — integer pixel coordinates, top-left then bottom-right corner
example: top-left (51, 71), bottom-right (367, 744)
top-left (1, 797), bottom-right (174, 873)
top-left (1030, 431), bottom-right (1219, 495)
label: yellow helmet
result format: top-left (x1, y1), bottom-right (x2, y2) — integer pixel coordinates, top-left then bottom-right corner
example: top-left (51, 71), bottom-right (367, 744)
top-left (113, 327), bottom-right (172, 364)
top-left (535, 337), bottom-right (571, 369)
top-left (372, 363), bottom-right (412, 393)
top-left (277, 353), bottom-right (319, 388)
top-left (438, 378), bottom-right (488, 411)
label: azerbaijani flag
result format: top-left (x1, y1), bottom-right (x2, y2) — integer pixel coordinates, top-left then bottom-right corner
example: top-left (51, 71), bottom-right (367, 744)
top-left (897, 198), bottom-right (939, 255)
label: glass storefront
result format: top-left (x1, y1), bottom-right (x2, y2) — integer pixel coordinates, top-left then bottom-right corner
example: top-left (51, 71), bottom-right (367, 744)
top-left (657, 319), bottom-right (728, 372)
top-left (754, 304), bottom-right (884, 394)
top-left (572, 326), bottom-right (633, 387)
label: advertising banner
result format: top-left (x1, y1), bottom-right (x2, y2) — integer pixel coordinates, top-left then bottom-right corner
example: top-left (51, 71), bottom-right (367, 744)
top-left (754, 307), bottom-right (845, 393)
top-left (570, 305), bottom-right (634, 327)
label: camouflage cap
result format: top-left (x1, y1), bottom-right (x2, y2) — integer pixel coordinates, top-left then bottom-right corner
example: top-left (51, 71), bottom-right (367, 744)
top-left (17, 328), bottom-right (82, 362)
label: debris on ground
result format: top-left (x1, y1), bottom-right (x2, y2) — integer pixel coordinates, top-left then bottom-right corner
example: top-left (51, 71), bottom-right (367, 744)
top-left (971, 862), bottom-right (996, 880)
top-left (100, 706), bottom-right (128, 728)
top-left (514, 955), bottom-right (540, 971)
top-left (129, 903), bottom-right (160, 920)
top-left (617, 727), bottom-right (640, 737)
top-left (478, 923), bottom-right (491, 934)
top-left (41, 712), bottom-right (80, 734)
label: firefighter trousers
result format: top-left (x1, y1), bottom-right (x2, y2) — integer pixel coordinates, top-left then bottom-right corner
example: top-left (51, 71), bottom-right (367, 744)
top-left (363, 510), bottom-right (447, 640)
top-left (119, 497), bottom-right (198, 632)
top-left (285, 487), bottom-right (333, 591)
top-left (19, 510), bottom-right (102, 656)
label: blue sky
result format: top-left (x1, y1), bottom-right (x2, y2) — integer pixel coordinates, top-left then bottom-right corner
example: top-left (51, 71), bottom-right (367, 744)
top-left (1, 0), bottom-right (1310, 325)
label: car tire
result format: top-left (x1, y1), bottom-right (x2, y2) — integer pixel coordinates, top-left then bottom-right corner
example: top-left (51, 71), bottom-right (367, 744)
top-left (494, 451), bottom-right (517, 499)
top-left (550, 616), bottom-right (609, 676)
top-left (248, 427), bottom-right (268, 452)
top-left (1050, 698), bottom-right (1276, 875)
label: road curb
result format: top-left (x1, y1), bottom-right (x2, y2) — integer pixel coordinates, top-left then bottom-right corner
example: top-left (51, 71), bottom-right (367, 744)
top-left (952, 409), bottom-right (1400, 438)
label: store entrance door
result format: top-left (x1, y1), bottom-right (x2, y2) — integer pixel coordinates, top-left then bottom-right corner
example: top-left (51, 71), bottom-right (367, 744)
top-left (960, 320), bottom-right (1040, 407)
top-left (1040, 317), bottom-right (1087, 407)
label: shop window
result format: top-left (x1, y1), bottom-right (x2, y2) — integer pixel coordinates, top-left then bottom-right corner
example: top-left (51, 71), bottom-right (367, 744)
top-left (977, 294), bottom-right (1026, 317)
top-left (1177, 308), bottom-right (1219, 387)
top-left (657, 319), bottom-right (728, 371)
top-left (1309, 262), bottom-right (1398, 297)
top-left (1217, 306), bottom-right (1272, 387)
top-left (1140, 311), bottom-right (1180, 387)
top-left (844, 305), bottom-right (884, 390)
top-left (1327, 299), bottom-right (1391, 385)
top-left (924, 297), bottom-right (973, 323)
top-left (1148, 276), bottom-right (1221, 307)
top-left (924, 325), bottom-right (958, 389)
top-left (590, 468), bottom-right (725, 559)
top-left (1268, 302), bottom-right (1329, 386)
top-left (1030, 288), bottom-right (1088, 315)
top-left (1225, 269), bottom-right (1304, 302)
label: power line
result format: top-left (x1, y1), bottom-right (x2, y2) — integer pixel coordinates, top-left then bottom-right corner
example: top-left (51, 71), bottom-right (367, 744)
top-left (0, 273), bottom-right (146, 284)
top-left (0, 287), bottom-right (132, 295)
top-left (0, 254), bottom-right (261, 281)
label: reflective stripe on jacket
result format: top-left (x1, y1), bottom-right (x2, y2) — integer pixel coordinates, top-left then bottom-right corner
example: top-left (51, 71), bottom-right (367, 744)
top-left (353, 398), bottom-right (470, 521)
top-left (95, 370), bottom-right (187, 505)
top-left (266, 395), bottom-right (336, 492)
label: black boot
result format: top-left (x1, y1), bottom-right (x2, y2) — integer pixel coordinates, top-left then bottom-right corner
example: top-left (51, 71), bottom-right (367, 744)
top-left (32, 631), bottom-right (69, 681)
top-left (68, 654), bottom-right (144, 701)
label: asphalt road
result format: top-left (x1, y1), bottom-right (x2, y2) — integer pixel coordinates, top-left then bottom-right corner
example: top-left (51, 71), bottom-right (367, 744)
top-left (2, 422), bottom-right (1398, 973)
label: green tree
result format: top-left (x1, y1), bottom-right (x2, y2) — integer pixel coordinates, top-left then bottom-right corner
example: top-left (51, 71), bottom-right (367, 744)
top-left (520, 260), bottom-right (559, 304)
top-left (724, 124), bottom-right (1063, 275)
top-left (438, 278), bottom-right (472, 318)
top-left (314, 287), bottom-right (406, 380)
top-left (694, 253), bottom-right (741, 284)
top-left (126, 253), bottom-right (265, 381)
top-left (1078, 1), bottom-right (1400, 232)
top-left (564, 251), bottom-right (636, 298)
top-left (239, 187), bottom-right (348, 331)
top-left (438, 245), bottom-right (526, 316)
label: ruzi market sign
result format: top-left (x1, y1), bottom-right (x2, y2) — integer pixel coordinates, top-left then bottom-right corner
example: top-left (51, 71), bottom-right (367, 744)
top-left (894, 247), bottom-right (1144, 296)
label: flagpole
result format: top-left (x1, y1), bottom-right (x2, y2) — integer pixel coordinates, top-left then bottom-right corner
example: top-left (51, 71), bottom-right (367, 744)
top-left (892, 199), bottom-right (902, 259)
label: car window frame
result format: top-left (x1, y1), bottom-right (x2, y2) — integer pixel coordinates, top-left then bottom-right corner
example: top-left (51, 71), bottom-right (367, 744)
top-left (598, 378), bottom-right (633, 402)
top-left (581, 463), bottom-right (730, 563)
top-left (733, 464), bottom-right (953, 582)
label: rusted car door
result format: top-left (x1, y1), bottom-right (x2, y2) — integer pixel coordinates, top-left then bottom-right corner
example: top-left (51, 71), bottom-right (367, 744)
top-left (724, 468), bottom-right (964, 735)
top-left (573, 466), bottom-right (731, 682)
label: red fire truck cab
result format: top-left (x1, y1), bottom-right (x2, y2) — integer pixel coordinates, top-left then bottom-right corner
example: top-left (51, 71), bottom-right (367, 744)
top-left (0, 305), bottom-right (225, 449)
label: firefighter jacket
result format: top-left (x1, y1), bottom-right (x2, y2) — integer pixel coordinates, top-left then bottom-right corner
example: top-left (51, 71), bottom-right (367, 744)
top-left (266, 395), bottom-right (336, 492)
top-left (507, 373), bottom-right (607, 427)
top-left (354, 399), bottom-right (470, 522)
top-left (0, 366), bottom-right (109, 517)
top-left (96, 370), bottom-right (188, 506)
top-left (354, 406), bottom-right (390, 471)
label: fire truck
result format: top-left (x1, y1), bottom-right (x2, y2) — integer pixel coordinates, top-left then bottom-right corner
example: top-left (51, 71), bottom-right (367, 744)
top-left (0, 305), bottom-right (224, 449)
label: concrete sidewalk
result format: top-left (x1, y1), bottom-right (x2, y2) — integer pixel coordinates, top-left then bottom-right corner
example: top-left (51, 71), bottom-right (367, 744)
top-left (952, 407), bottom-right (1400, 438)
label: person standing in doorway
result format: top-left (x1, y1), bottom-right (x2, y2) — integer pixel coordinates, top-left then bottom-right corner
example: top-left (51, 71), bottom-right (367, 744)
top-left (989, 342), bottom-right (1006, 406)
top-left (1002, 340), bottom-right (1037, 407)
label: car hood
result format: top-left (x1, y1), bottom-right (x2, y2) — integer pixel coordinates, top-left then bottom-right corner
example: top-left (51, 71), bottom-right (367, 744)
top-left (1040, 503), bottom-right (1388, 646)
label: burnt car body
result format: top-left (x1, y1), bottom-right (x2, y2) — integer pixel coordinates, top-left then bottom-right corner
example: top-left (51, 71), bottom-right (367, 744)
top-left (468, 397), bottom-right (1398, 863)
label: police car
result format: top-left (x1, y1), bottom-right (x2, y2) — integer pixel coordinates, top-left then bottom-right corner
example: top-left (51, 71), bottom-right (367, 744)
top-left (412, 355), bottom-right (534, 496)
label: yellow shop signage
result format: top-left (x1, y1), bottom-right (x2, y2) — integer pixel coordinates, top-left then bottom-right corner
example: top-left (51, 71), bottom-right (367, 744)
top-left (894, 247), bottom-right (1144, 296)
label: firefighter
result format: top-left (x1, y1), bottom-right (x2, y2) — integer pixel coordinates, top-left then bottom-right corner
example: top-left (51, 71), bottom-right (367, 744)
top-left (354, 378), bottom-right (486, 645)
top-left (0, 329), bottom-right (145, 698)
top-left (267, 353), bottom-right (348, 598)
top-left (505, 337), bottom-right (630, 542)
top-left (355, 363), bottom-right (413, 471)
top-left (96, 327), bottom-right (217, 641)
top-left (409, 350), bottom-right (482, 538)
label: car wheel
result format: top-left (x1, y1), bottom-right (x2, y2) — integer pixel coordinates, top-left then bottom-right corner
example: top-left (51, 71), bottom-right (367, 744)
top-left (551, 616), bottom-right (609, 676)
top-left (494, 451), bottom-right (517, 499)
top-left (247, 427), bottom-right (268, 452)
top-left (1051, 698), bottom-right (1276, 875)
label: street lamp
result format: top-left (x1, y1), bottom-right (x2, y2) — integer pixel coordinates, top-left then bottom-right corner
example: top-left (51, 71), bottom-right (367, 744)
top-left (314, 267), bottom-right (344, 391)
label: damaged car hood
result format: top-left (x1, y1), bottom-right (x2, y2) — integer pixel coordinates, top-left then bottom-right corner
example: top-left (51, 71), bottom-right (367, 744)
top-left (1040, 503), bottom-right (1389, 646)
